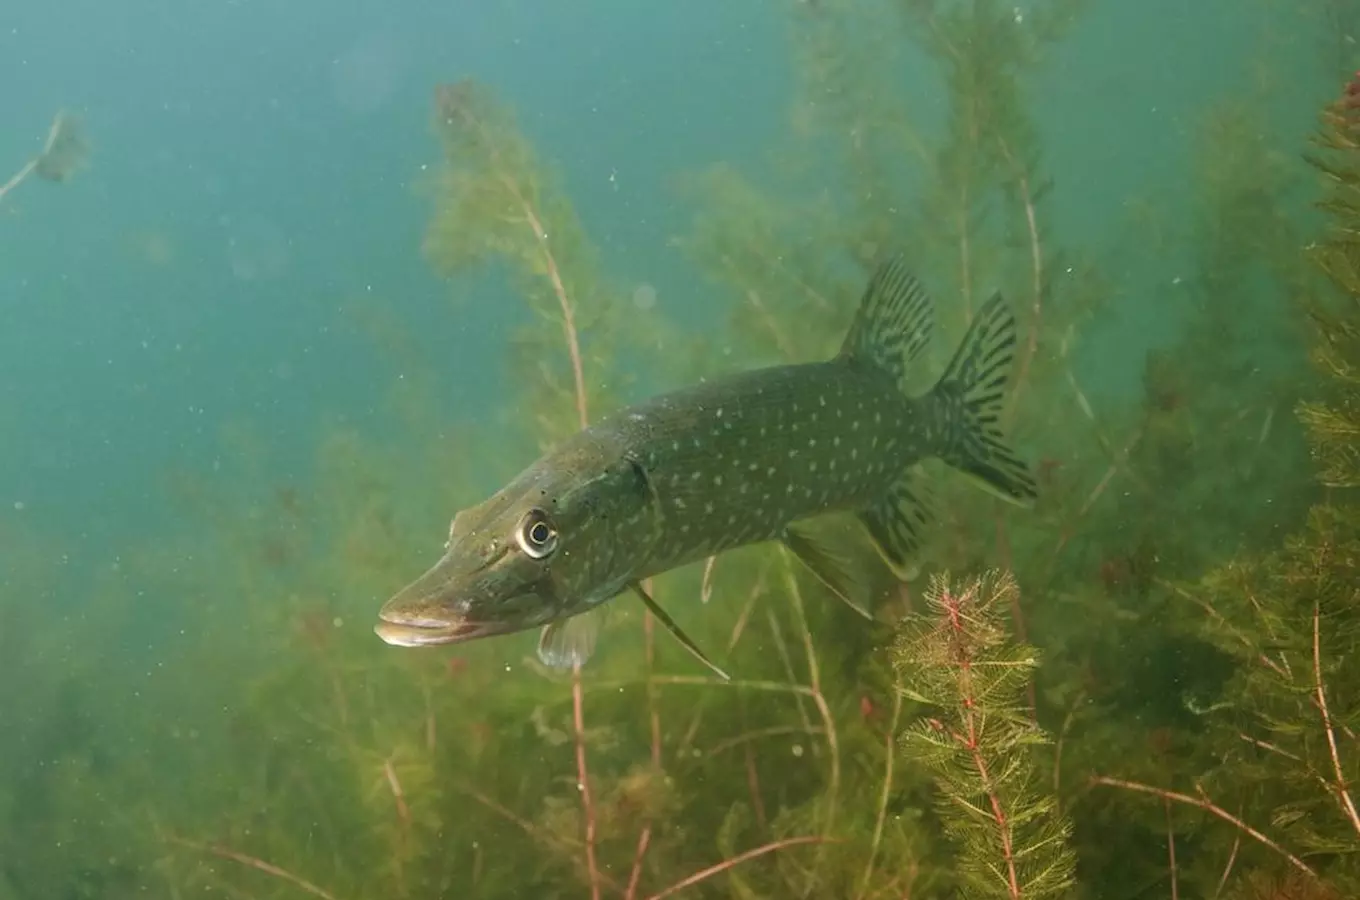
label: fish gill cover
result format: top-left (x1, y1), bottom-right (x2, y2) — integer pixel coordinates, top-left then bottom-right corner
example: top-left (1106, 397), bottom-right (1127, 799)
top-left (1, 1), bottom-right (1357, 899)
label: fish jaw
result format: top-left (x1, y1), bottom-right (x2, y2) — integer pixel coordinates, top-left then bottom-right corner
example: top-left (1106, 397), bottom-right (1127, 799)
top-left (373, 550), bottom-right (551, 648)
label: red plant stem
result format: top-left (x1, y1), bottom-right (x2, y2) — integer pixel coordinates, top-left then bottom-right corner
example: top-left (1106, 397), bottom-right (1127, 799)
top-left (1090, 776), bottom-right (1317, 878)
top-left (643, 836), bottom-right (836, 900)
top-left (166, 836), bottom-right (344, 900)
top-left (941, 587), bottom-right (1020, 899)
top-left (1313, 601), bottom-right (1360, 836)
top-left (967, 735), bottom-right (1020, 899)
top-left (624, 607), bottom-right (665, 900)
top-left (572, 662), bottom-right (602, 900)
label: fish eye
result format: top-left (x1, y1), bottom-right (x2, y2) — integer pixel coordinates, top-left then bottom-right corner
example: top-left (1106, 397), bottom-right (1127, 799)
top-left (515, 509), bottom-right (559, 559)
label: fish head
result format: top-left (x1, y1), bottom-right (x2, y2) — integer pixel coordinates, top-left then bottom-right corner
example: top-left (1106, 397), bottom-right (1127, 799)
top-left (374, 447), bottom-right (654, 648)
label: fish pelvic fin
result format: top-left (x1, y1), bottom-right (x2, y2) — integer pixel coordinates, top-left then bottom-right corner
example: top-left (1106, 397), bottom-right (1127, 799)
top-left (930, 291), bottom-right (1038, 506)
top-left (857, 465), bottom-right (935, 580)
top-left (782, 524), bottom-right (874, 619)
top-left (836, 255), bottom-right (934, 392)
top-left (631, 582), bottom-right (730, 681)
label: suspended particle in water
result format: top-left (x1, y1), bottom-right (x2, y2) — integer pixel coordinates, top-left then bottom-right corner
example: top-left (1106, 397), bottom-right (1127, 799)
top-left (632, 282), bottom-right (657, 311)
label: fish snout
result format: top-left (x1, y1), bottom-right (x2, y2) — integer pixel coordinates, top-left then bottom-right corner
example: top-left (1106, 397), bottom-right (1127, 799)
top-left (373, 555), bottom-right (492, 647)
top-left (373, 549), bottom-right (547, 647)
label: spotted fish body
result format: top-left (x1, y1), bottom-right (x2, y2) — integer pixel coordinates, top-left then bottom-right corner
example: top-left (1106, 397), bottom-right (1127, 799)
top-left (599, 361), bottom-right (933, 579)
top-left (374, 258), bottom-right (1037, 674)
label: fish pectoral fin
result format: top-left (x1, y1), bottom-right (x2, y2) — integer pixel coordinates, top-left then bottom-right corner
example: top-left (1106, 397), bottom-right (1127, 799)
top-left (857, 464), bottom-right (935, 581)
top-left (630, 582), bottom-right (730, 681)
top-left (782, 524), bottom-right (873, 619)
top-left (537, 606), bottom-right (608, 670)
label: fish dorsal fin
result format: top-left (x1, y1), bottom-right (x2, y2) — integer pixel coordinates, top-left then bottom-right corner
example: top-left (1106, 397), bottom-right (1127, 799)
top-left (631, 582), bottom-right (730, 681)
top-left (857, 464), bottom-right (935, 580)
top-left (537, 605), bottom-right (608, 669)
top-left (838, 256), bottom-right (935, 391)
top-left (781, 525), bottom-right (873, 619)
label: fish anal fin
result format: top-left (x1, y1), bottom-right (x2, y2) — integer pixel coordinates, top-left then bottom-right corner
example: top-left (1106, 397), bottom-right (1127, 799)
top-left (631, 582), bottom-right (730, 681)
top-left (537, 605), bottom-right (607, 670)
top-left (857, 465), bottom-right (934, 581)
top-left (782, 524), bottom-right (873, 619)
top-left (837, 255), bottom-right (935, 392)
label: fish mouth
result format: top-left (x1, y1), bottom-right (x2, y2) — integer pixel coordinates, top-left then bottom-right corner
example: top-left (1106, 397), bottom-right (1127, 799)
top-left (374, 552), bottom-right (530, 648)
top-left (373, 614), bottom-right (493, 647)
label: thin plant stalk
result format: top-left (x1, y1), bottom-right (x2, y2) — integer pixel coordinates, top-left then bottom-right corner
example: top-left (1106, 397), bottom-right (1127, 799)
top-left (572, 662), bottom-right (602, 900)
top-left (166, 836), bottom-right (346, 900)
top-left (643, 836), bottom-right (838, 900)
top-left (1313, 600), bottom-right (1360, 836)
top-left (858, 689), bottom-right (904, 900)
top-left (1090, 776), bottom-right (1317, 878)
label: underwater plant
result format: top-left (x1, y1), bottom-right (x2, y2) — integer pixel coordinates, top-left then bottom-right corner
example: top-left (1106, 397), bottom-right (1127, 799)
top-left (0, 110), bottom-right (89, 204)
top-left (894, 570), bottom-right (1076, 900)
top-left (1086, 75), bottom-right (1360, 900)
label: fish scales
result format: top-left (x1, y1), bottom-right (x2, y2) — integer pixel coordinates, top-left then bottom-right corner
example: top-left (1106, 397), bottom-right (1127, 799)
top-left (374, 256), bottom-right (1038, 678)
top-left (591, 361), bottom-right (930, 576)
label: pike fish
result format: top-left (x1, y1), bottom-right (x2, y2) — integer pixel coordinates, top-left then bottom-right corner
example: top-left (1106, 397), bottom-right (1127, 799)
top-left (374, 257), bottom-right (1037, 678)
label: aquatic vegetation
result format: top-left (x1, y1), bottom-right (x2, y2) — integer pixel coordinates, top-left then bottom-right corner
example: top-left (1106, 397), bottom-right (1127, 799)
top-left (0, 110), bottom-right (89, 204)
top-left (1085, 80), bottom-right (1360, 900)
top-left (0, 2), bottom-right (1348, 899)
top-left (895, 570), bottom-right (1076, 899)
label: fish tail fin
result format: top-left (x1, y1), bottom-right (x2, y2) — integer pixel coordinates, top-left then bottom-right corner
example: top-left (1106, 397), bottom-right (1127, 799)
top-left (929, 291), bottom-right (1038, 506)
top-left (837, 257), bottom-right (939, 580)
